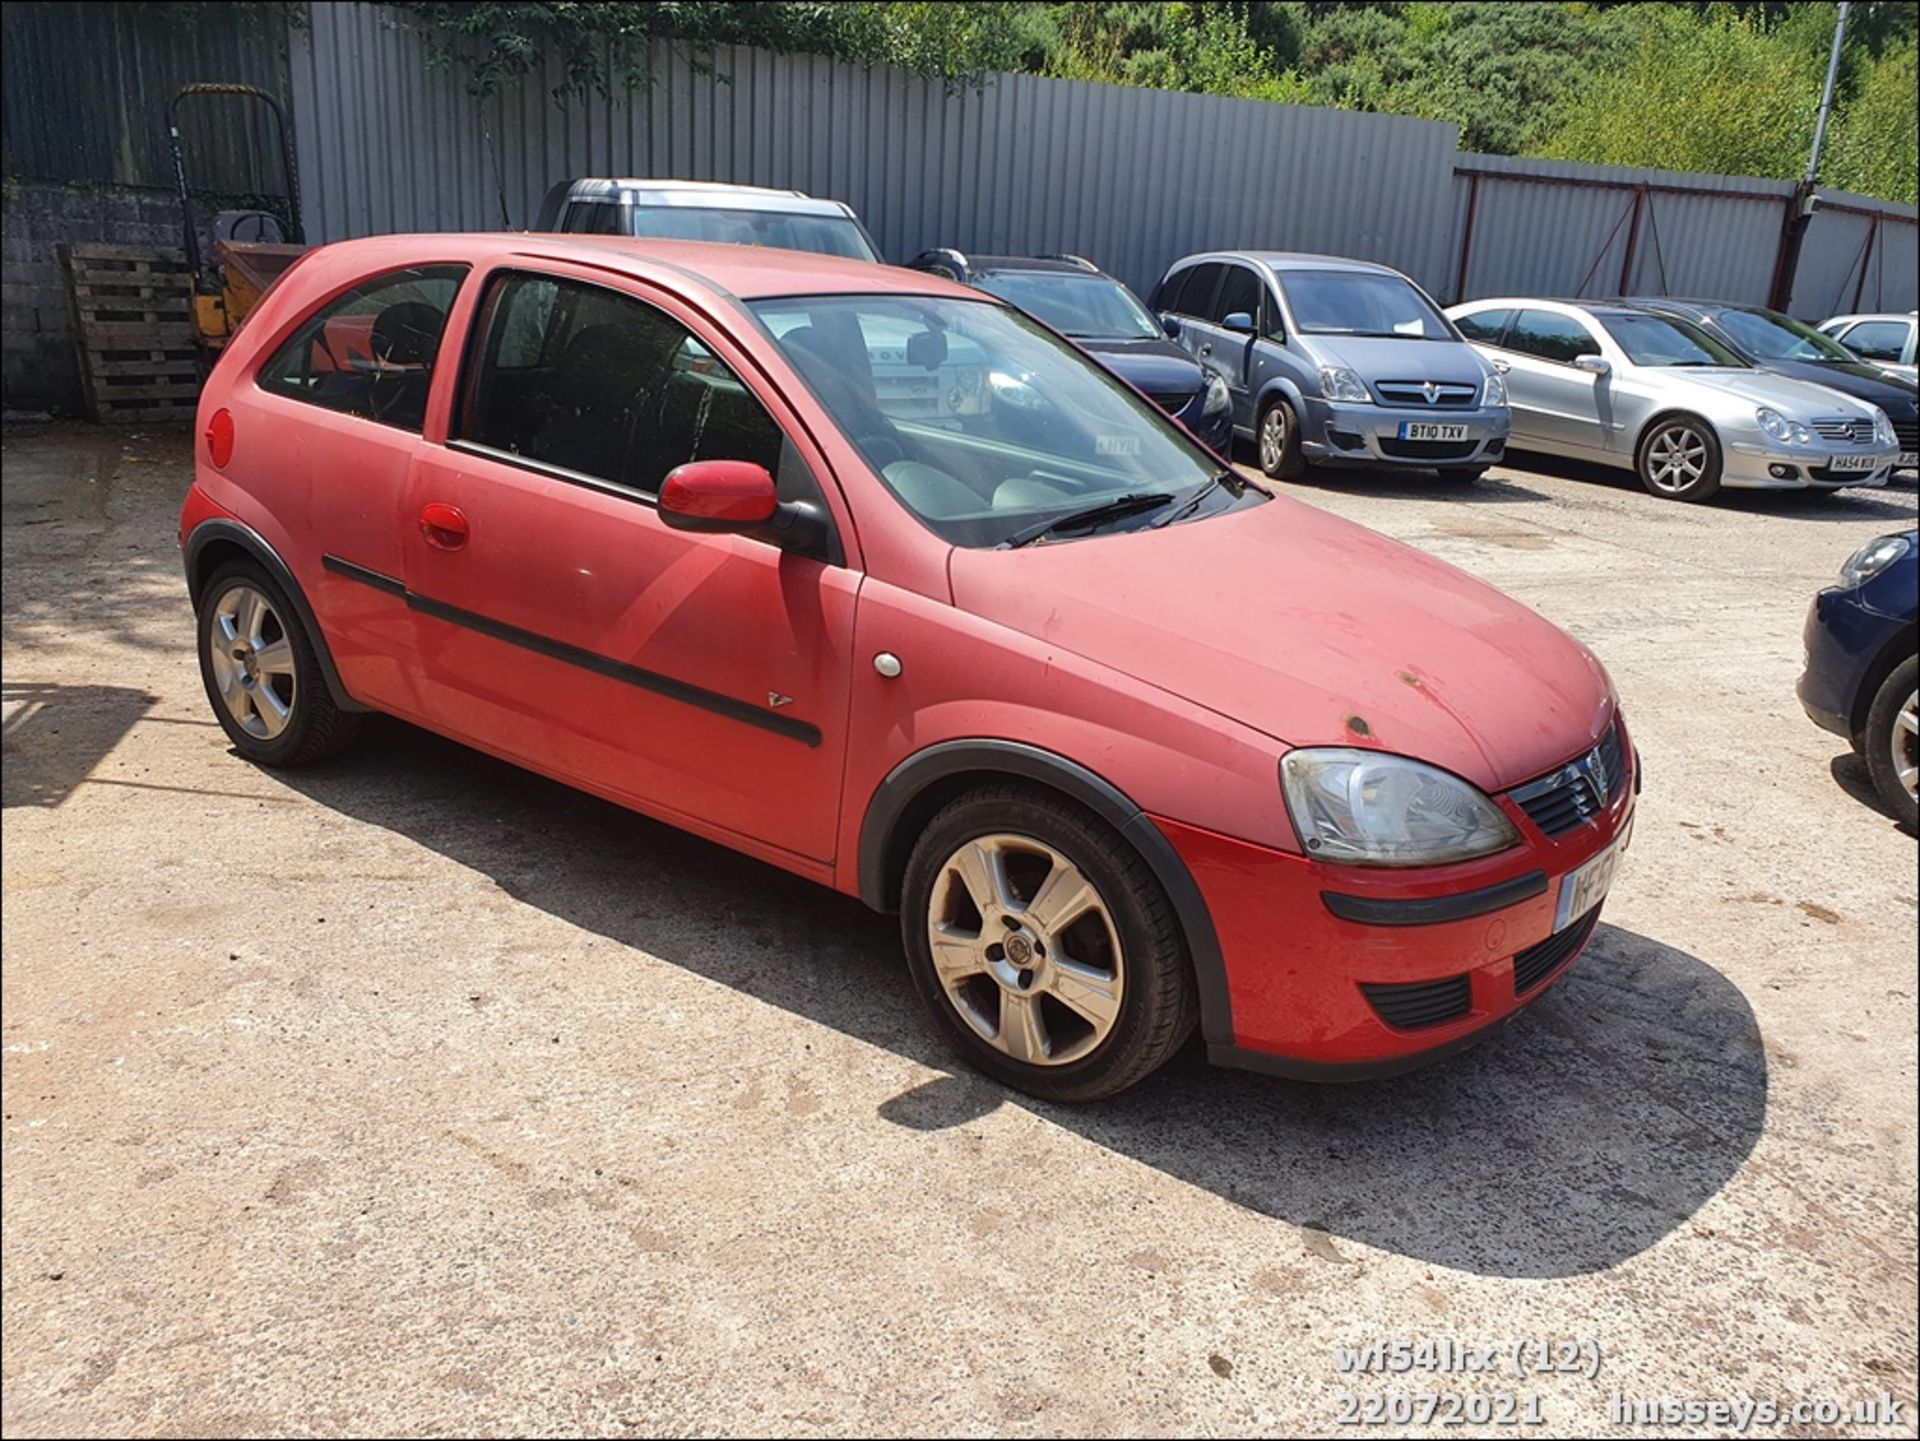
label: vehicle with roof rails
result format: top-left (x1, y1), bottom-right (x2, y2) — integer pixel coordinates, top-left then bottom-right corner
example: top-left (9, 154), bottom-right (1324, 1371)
top-left (181, 232), bottom-right (1638, 1101)
top-left (1151, 251), bottom-right (1511, 482)
top-left (535, 177), bottom-right (881, 262)
top-left (1618, 298), bottom-right (1916, 473)
top-left (1448, 296), bottom-right (1900, 502)
top-left (907, 249), bottom-right (1233, 452)
top-left (1816, 311), bottom-right (1918, 384)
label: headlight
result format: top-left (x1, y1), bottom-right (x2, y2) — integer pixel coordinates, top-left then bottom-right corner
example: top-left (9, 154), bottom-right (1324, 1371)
top-left (1872, 407), bottom-right (1897, 446)
top-left (1279, 748), bottom-right (1519, 867)
top-left (1482, 369), bottom-right (1508, 408)
top-left (1838, 532), bottom-right (1912, 588)
top-left (1318, 366), bottom-right (1373, 404)
top-left (1202, 372), bottom-right (1232, 416)
top-left (1757, 407), bottom-right (1791, 442)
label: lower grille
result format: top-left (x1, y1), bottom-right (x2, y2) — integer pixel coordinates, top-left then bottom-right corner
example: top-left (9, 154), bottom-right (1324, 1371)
top-left (1360, 973), bottom-right (1472, 1031)
top-left (1892, 420), bottom-right (1917, 454)
top-left (1513, 909), bottom-right (1600, 994)
top-left (1146, 389), bottom-right (1200, 415)
top-left (1379, 438), bottom-right (1478, 460)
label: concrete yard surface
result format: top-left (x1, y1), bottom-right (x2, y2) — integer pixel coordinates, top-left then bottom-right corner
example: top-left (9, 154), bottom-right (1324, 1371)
top-left (2, 423), bottom-right (1916, 1436)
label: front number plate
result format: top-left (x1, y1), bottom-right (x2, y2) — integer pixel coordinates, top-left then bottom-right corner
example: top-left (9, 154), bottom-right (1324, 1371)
top-left (1898, 451), bottom-right (1917, 469)
top-left (1825, 452), bottom-right (1879, 473)
top-left (1554, 834), bottom-right (1624, 933)
top-left (1398, 422), bottom-right (1469, 441)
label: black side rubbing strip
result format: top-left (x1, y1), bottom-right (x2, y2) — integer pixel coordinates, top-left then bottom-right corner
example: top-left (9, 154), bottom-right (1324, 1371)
top-left (321, 554), bottom-right (820, 746)
top-left (1320, 869), bottom-right (1549, 927)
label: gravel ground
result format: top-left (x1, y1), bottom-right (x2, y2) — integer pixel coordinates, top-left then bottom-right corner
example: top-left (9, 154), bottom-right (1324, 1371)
top-left (3, 422), bottom-right (1915, 1437)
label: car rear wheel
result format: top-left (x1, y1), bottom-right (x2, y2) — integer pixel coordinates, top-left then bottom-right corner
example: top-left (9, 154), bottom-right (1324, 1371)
top-left (1636, 415), bottom-right (1722, 501)
top-left (1258, 397), bottom-right (1305, 481)
top-left (197, 561), bottom-right (361, 766)
top-left (1864, 655), bottom-right (1918, 833)
top-left (900, 784), bottom-right (1198, 1102)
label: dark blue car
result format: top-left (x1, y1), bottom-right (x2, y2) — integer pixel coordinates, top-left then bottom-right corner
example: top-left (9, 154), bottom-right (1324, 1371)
top-left (1799, 529), bottom-right (1918, 830)
top-left (906, 250), bottom-right (1235, 453)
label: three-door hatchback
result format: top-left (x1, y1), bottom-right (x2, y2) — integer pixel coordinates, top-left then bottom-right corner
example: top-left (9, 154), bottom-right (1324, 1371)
top-left (182, 234), bottom-right (1636, 1101)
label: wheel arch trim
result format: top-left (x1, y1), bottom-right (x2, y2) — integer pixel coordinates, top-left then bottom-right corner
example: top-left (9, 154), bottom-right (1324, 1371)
top-left (857, 738), bottom-right (1233, 1046)
top-left (183, 518), bottom-right (368, 712)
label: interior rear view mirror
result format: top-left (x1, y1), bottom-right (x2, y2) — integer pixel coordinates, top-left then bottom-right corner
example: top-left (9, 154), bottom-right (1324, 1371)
top-left (906, 328), bottom-right (948, 369)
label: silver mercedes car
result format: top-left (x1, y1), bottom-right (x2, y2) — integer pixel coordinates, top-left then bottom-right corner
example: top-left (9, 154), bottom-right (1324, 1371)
top-left (1446, 297), bottom-right (1901, 501)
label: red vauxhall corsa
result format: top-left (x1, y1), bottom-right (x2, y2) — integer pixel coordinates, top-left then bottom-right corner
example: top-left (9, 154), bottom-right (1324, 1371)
top-left (181, 235), bottom-right (1637, 1102)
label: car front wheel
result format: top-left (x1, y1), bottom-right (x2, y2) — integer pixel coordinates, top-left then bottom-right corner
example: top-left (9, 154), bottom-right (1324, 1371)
top-left (1864, 655), bottom-right (1919, 833)
top-left (1257, 397), bottom-right (1305, 481)
top-left (1636, 415), bottom-right (1723, 501)
top-left (900, 784), bottom-right (1198, 1102)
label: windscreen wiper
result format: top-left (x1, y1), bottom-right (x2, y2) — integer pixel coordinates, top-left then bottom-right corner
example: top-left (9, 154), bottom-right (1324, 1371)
top-left (1000, 491), bottom-right (1175, 549)
top-left (1152, 470), bottom-right (1235, 529)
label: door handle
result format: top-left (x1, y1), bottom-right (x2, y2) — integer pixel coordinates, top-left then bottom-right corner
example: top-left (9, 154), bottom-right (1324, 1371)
top-left (1493, 359), bottom-right (1511, 373)
top-left (418, 502), bottom-right (469, 551)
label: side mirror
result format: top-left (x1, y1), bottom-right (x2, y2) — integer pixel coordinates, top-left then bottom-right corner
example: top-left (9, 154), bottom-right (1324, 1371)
top-left (1161, 314), bottom-right (1181, 338)
top-left (1573, 354), bottom-right (1611, 376)
top-left (1222, 310), bottom-right (1255, 334)
top-left (659, 460), bottom-right (779, 533)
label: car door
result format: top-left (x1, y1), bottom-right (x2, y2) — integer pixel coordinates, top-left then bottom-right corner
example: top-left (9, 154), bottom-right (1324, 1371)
top-left (1198, 263), bottom-right (1266, 427)
top-left (1495, 309), bottom-right (1610, 456)
top-left (249, 262), bottom-right (470, 714)
top-left (399, 263), bottom-right (858, 865)
top-left (1836, 319), bottom-right (1914, 369)
top-left (1162, 261), bottom-right (1226, 373)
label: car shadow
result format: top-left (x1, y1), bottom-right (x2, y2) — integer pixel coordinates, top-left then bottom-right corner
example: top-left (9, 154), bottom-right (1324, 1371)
top-left (1502, 450), bottom-right (1920, 521)
top-left (1, 682), bottom-right (156, 808)
top-left (1229, 454), bottom-right (1556, 505)
top-left (271, 719), bottom-right (1767, 1281)
top-left (1827, 751), bottom-right (1914, 833)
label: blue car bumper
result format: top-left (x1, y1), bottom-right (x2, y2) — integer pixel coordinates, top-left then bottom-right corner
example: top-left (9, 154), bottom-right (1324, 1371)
top-left (1798, 585), bottom-right (1910, 741)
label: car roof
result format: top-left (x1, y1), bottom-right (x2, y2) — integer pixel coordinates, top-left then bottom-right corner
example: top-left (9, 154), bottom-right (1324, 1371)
top-left (1823, 311), bottom-right (1918, 323)
top-left (304, 232), bottom-right (979, 304)
top-left (557, 177), bottom-right (854, 217)
top-left (967, 255), bottom-right (1106, 275)
top-left (1173, 251), bottom-right (1402, 276)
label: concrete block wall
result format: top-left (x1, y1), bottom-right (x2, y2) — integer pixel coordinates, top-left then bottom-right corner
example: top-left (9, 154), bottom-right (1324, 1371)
top-left (2, 181), bottom-right (186, 416)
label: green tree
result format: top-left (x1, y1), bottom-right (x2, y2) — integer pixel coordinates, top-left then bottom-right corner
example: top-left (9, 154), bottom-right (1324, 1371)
top-left (1824, 39), bottom-right (1919, 201)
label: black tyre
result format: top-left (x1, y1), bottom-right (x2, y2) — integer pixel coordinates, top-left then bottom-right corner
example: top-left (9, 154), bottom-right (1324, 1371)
top-left (196, 560), bottom-right (362, 766)
top-left (1863, 654), bottom-right (1918, 834)
top-left (900, 783), bottom-right (1198, 1103)
top-left (1257, 396), bottom-right (1305, 481)
top-left (1635, 414), bottom-right (1723, 501)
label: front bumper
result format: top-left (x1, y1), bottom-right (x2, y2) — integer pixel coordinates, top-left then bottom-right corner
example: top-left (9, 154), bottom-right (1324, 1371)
top-left (1298, 399), bottom-right (1511, 469)
top-left (1157, 725), bottom-right (1637, 1078)
top-left (1723, 438), bottom-right (1900, 490)
top-left (1797, 585), bottom-right (1904, 741)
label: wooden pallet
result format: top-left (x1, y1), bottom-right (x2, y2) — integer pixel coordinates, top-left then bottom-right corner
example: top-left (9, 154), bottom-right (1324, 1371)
top-left (59, 244), bottom-right (200, 423)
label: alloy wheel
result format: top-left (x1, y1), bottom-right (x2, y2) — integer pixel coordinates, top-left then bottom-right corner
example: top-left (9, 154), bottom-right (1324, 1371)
top-left (1260, 405), bottom-right (1288, 472)
top-left (1894, 690), bottom-right (1919, 804)
top-left (207, 584), bottom-right (296, 740)
top-left (924, 833), bottom-right (1124, 1066)
top-left (1645, 423), bottom-right (1709, 493)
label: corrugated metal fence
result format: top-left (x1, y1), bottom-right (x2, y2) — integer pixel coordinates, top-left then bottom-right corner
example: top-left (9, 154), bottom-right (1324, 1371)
top-left (1, 1), bottom-right (292, 198)
top-left (286, 4), bottom-right (1465, 300)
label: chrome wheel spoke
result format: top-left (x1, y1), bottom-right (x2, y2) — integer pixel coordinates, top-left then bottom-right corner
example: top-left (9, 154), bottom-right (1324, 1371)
top-left (251, 680), bottom-right (291, 737)
top-left (1895, 694), bottom-right (1919, 799)
top-left (1046, 957), bottom-right (1121, 1031)
top-left (234, 588), bottom-right (267, 647)
top-left (950, 840), bottom-right (1011, 918)
top-left (998, 991), bottom-right (1049, 1064)
top-left (929, 926), bottom-right (985, 985)
top-left (251, 637), bottom-right (295, 677)
top-left (1022, 860), bottom-right (1096, 934)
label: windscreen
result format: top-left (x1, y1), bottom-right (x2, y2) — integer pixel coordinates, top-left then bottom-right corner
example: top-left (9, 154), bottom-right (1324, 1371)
top-left (627, 205), bottom-right (878, 261)
top-left (1278, 270), bottom-right (1452, 339)
top-left (971, 271), bottom-right (1163, 341)
top-left (1598, 313), bottom-right (1745, 367)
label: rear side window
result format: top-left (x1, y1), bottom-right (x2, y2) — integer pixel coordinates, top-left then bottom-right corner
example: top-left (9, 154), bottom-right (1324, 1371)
top-left (455, 272), bottom-right (784, 496)
top-left (257, 265), bottom-right (468, 432)
top-left (1839, 320), bottom-right (1909, 363)
top-left (1211, 265), bottom-right (1261, 324)
top-left (1164, 263), bottom-right (1224, 319)
top-left (1454, 308), bottom-right (1512, 344)
top-left (562, 203), bottom-right (624, 235)
top-left (1506, 309), bottom-right (1602, 364)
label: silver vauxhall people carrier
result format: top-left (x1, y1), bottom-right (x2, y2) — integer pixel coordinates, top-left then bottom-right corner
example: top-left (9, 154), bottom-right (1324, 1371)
top-left (1151, 252), bottom-right (1510, 481)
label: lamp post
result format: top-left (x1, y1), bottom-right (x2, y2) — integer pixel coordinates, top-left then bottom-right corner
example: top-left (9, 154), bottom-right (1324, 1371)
top-left (1767, 1), bottom-right (1850, 313)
